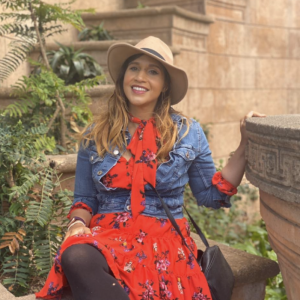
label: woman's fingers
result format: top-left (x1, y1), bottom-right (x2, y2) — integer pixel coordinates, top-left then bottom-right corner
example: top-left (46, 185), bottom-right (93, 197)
top-left (63, 225), bottom-right (91, 243)
top-left (245, 111), bottom-right (266, 118)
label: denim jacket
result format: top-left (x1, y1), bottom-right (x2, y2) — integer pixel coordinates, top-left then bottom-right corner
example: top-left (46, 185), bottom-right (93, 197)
top-left (73, 115), bottom-right (231, 219)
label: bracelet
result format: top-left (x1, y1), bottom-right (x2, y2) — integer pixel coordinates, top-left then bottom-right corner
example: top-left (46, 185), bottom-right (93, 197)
top-left (67, 220), bottom-right (85, 231)
top-left (68, 216), bottom-right (87, 227)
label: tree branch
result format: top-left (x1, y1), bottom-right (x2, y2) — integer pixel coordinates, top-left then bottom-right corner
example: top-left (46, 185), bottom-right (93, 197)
top-left (47, 104), bottom-right (61, 130)
top-left (5, 168), bottom-right (15, 188)
top-left (29, 1), bottom-right (67, 148)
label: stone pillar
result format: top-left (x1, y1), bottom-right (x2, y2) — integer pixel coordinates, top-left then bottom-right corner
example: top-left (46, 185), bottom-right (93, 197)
top-left (245, 115), bottom-right (300, 300)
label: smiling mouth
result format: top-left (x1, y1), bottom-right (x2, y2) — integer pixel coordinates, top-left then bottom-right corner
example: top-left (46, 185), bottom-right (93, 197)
top-left (132, 86), bottom-right (148, 92)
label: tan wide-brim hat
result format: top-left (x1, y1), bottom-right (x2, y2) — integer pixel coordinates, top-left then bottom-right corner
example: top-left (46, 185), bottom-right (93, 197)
top-left (107, 36), bottom-right (188, 105)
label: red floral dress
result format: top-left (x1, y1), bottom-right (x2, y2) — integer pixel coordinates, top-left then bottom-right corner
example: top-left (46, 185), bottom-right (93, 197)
top-left (36, 117), bottom-right (236, 300)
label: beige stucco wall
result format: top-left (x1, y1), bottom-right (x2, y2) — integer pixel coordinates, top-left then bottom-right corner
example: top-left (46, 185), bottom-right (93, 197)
top-left (175, 0), bottom-right (300, 160)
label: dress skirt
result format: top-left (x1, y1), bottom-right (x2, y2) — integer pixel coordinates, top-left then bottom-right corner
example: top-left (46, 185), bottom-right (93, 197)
top-left (36, 212), bottom-right (212, 300)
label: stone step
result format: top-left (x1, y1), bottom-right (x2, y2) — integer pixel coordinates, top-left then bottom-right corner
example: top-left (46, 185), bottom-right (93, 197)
top-left (123, 0), bottom-right (206, 14)
top-left (80, 5), bottom-right (213, 52)
top-left (1, 233), bottom-right (279, 300)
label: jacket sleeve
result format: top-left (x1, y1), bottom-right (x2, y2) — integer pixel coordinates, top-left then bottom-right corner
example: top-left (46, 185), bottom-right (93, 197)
top-left (188, 122), bottom-right (231, 209)
top-left (72, 144), bottom-right (99, 215)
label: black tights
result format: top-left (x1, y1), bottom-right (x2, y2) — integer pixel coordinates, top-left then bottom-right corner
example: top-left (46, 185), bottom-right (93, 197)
top-left (61, 244), bottom-right (130, 300)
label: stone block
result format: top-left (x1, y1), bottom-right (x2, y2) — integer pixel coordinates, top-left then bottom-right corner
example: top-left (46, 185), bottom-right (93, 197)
top-left (212, 90), bottom-right (254, 123)
top-left (124, 0), bottom-right (206, 14)
top-left (198, 54), bottom-right (256, 89)
top-left (246, 90), bottom-right (288, 116)
top-left (207, 21), bottom-right (245, 55)
top-left (206, 1), bottom-right (246, 22)
top-left (290, 0), bottom-right (300, 28)
top-left (285, 60), bottom-right (300, 89)
top-left (209, 121), bottom-right (241, 159)
top-left (208, 21), bottom-right (289, 58)
top-left (246, 26), bottom-right (288, 58)
top-left (256, 59), bottom-right (285, 88)
top-left (247, 0), bottom-right (290, 27)
top-left (255, 59), bottom-right (300, 89)
top-left (174, 50), bottom-right (199, 88)
top-left (172, 29), bottom-right (206, 52)
top-left (183, 88), bottom-right (215, 124)
top-left (287, 90), bottom-right (300, 114)
top-left (289, 30), bottom-right (300, 59)
top-left (209, 0), bottom-right (247, 6)
top-left (70, 0), bottom-right (122, 11)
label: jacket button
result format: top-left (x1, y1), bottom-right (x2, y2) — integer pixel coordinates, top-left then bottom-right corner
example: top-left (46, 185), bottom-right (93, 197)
top-left (186, 151), bottom-right (190, 159)
top-left (97, 171), bottom-right (103, 176)
top-left (126, 205), bottom-right (131, 210)
top-left (90, 156), bottom-right (94, 161)
top-left (113, 149), bottom-right (119, 156)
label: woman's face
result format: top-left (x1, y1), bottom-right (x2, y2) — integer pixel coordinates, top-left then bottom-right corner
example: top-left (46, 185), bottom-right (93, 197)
top-left (123, 54), bottom-right (166, 115)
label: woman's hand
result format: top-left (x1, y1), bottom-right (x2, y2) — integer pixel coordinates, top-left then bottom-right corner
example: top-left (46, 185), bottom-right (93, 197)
top-left (63, 223), bottom-right (92, 243)
top-left (240, 111), bottom-right (266, 145)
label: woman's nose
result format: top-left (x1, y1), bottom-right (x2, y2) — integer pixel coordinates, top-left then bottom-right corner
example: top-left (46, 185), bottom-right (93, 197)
top-left (135, 70), bottom-right (146, 82)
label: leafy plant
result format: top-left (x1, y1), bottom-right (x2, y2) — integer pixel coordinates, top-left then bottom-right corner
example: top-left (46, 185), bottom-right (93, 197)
top-left (136, 1), bottom-right (147, 9)
top-left (0, 117), bottom-right (73, 295)
top-left (0, 0), bottom-right (99, 296)
top-left (46, 42), bottom-right (104, 85)
top-left (0, 0), bottom-right (103, 150)
top-left (4, 68), bottom-right (100, 153)
top-left (78, 21), bottom-right (113, 41)
top-left (0, 0), bottom-right (93, 84)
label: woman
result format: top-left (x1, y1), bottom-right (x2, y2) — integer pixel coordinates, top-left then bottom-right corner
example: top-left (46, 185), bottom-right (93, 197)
top-left (36, 36), bottom-right (264, 300)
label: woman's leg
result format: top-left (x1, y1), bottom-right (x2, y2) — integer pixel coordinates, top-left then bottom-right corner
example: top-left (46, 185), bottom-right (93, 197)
top-left (61, 244), bottom-right (130, 300)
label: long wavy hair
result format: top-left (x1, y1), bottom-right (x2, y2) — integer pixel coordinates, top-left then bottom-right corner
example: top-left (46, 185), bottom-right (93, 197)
top-left (82, 54), bottom-right (190, 161)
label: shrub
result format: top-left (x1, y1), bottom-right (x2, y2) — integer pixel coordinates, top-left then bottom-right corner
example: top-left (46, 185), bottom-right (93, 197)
top-left (0, 117), bottom-right (72, 296)
top-left (78, 22), bottom-right (113, 41)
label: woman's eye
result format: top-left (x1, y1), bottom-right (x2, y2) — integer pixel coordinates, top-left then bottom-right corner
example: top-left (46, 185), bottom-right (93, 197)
top-left (149, 69), bottom-right (159, 75)
top-left (129, 66), bottom-right (138, 71)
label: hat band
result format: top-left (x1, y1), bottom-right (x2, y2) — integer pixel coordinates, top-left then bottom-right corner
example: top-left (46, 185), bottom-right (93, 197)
top-left (141, 48), bottom-right (165, 61)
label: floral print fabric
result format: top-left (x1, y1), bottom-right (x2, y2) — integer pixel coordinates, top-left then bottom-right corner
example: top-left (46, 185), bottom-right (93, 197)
top-left (126, 114), bottom-right (160, 219)
top-left (212, 171), bottom-right (237, 196)
top-left (35, 212), bottom-right (212, 300)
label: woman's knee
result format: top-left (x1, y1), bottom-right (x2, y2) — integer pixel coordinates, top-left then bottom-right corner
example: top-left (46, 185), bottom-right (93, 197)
top-left (61, 244), bottom-right (109, 273)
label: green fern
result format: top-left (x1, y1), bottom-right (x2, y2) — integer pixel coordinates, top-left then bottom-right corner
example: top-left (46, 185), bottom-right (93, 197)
top-left (0, 0), bottom-right (94, 83)
top-left (26, 169), bottom-right (54, 226)
top-left (32, 223), bottom-right (62, 276)
top-left (2, 248), bottom-right (30, 292)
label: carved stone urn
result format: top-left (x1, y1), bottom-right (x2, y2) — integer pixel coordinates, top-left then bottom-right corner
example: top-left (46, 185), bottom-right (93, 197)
top-left (245, 115), bottom-right (300, 300)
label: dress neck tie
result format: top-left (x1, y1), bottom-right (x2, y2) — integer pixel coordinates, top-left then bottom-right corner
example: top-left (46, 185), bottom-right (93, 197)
top-left (127, 114), bottom-right (160, 220)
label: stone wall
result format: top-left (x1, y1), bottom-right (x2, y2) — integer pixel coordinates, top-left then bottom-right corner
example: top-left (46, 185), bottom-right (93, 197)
top-left (0, 0), bottom-right (300, 161)
top-left (183, 0), bottom-right (300, 160)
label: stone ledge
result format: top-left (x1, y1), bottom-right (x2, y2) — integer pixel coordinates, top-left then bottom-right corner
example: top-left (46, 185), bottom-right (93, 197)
top-left (1, 232), bottom-right (279, 300)
top-left (81, 5), bottom-right (214, 24)
top-left (245, 115), bottom-right (300, 205)
top-left (191, 234), bottom-right (279, 287)
top-left (246, 114), bottom-right (300, 140)
top-left (32, 40), bottom-right (181, 57)
top-left (124, 0), bottom-right (206, 14)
